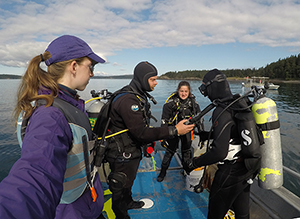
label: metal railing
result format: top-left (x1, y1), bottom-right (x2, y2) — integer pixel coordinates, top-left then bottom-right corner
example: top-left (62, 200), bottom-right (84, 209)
top-left (283, 165), bottom-right (300, 181)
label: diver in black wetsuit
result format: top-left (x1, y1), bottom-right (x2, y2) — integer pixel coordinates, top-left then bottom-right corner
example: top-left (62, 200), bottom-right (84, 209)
top-left (105, 61), bottom-right (194, 219)
top-left (183, 69), bottom-right (258, 219)
top-left (157, 81), bottom-right (203, 182)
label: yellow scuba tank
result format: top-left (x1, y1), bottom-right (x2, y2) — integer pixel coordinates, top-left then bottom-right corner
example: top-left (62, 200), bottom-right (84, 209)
top-left (252, 95), bottom-right (283, 189)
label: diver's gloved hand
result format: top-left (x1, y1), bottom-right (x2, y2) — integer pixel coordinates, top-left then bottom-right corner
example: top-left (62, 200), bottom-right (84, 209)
top-left (183, 158), bottom-right (197, 175)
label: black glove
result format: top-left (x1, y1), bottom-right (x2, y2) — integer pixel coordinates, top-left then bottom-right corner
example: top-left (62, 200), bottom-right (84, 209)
top-left (183, 158), bottom-right (197, 175)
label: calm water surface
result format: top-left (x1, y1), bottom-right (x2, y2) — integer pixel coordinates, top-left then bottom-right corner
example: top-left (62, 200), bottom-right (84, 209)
top-left (0, 78), bottom-right (299, 196)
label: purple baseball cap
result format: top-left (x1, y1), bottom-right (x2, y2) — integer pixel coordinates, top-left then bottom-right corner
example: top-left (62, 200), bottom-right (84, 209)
top-left (45, 35), bottom-right (105, 66)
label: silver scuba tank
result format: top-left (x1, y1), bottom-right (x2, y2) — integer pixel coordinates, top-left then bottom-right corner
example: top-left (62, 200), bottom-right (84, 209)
top-left (86, 100), bottom-right (104, 129)
top-left (252, 96), bottom-right (283, 189)
top-left (86, 90), bottom-right (108, 130)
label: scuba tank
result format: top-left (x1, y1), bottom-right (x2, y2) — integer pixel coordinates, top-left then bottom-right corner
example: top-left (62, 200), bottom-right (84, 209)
top-left (252, 92), bottom-right (283, 189)
top-left (86, 89), bottom-right (112, 130)
top-left (86, 100), bottom-right (104, 129)
top-left (189, 85), bottom-right (281, 193)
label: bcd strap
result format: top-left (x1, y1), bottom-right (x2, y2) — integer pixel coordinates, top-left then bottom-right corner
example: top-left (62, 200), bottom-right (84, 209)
top-left (257, 120), bottom-right (280, 131)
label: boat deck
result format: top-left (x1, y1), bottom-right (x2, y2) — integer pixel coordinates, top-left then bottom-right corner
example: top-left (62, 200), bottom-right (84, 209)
top-left (129, 170), bottom-right (209, 218)
top-left (100, 151), bottom-right (300, 219)
top-left (101, 152), bottom-right (210, 219)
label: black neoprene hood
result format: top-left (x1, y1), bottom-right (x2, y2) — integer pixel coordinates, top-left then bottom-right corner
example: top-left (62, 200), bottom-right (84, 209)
top-left (202, 69), bottom-right (232, 101)
top-left (133, 61), bottom-right (158, 92)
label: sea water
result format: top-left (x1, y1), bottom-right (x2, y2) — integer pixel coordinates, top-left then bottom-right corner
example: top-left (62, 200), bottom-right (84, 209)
top-left (0, 78), bottom-right (300, 197)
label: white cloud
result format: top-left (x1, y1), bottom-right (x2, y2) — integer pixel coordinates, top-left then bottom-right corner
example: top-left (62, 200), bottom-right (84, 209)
top-left (0, 0), bottom-right (300, 68)
top-left (112, 62), bottom-right (122, 66)
top-left (94, 71), bottom-right (109, 76)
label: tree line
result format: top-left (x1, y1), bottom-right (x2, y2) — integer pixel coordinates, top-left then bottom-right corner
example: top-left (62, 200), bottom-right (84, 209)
top-left (160, 54), bottom-right (300, 80)
top-left (0, 74), bottom-right (21, 79)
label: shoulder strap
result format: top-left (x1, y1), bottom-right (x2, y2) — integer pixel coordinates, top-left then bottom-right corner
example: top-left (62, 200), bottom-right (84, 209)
top-left (93, 89), bottom-right (142, 135)
top-left (165, 92), bottom-right (177, 104)
top-left (18, 98), bottom-right (92, 145)
top-left (53, 98), bottom-right (93, 139)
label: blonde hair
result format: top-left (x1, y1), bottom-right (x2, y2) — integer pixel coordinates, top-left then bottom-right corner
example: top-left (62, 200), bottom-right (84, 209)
top-left (13, 52), bottom-right (87, 125)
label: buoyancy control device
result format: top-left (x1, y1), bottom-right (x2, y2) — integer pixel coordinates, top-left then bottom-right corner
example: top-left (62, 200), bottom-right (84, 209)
top-left (234, 107), bottom-right (263, 174)
top-left (89, 87), bottom-right (158, 167)
top-left (187, 85), bottom-right (282, 192)
top-left (17, 98), bottom-right (98, 204)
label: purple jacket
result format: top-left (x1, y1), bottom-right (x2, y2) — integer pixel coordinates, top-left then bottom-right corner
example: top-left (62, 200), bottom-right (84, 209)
top-left (0, 90), bottom-right (104, 219)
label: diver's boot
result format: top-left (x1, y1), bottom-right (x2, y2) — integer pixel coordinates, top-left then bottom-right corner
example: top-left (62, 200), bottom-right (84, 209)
top-left (157, 167), bottom-right (167, 182)
top-left (157, 150), bottom-right (173, 182)
top-left (127, 200), bottom-right (145, 209)
top-left (125, 188), bottom-right (145, 210)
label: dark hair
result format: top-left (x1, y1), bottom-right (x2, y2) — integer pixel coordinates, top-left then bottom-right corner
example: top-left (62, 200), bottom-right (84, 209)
top-left (176, 81), bottom-right (192, 97)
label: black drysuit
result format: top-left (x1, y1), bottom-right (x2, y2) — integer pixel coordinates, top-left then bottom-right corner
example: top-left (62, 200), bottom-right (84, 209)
top-left (105, 62), bottom-right (178, 219)
top-left (188, 69), bottom-right (259, 219)
top-left (160, 94), bottom-right (201, 171)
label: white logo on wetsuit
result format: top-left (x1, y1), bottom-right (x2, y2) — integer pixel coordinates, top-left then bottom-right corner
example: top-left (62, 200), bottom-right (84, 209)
top-left (131, 105), bottom-right (139, 112)
top-left (241, 129), bottom-right (252, 146)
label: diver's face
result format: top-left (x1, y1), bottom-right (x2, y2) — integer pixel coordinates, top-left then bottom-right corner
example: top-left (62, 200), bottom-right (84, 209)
top-left (178, 85), bottom-right (190, 100)
top-left (75, 58), bottom-right (94, 91)
top-left (148, 76), bottom-right (158, 91)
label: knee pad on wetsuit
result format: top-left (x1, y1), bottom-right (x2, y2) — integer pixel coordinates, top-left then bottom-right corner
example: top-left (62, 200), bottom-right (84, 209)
top-left (108, 172), bottom-right (128, 193)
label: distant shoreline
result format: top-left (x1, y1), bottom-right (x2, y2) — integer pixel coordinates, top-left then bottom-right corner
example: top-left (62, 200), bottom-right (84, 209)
top-left (227, 78), bottom-right (300, 84)
top-left (1, 74), bottom-right (300, 84)
top-left (159, 77), bottom-right (300, 84)
top-left (0, 74), bottom-right (22, 79)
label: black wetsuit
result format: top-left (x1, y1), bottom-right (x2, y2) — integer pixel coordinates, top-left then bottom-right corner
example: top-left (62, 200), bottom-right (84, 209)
top-left (105, 62), bottom-right (179, 219)
top-left (194, 105), bottom-right (254, 219)
top-left (191, 69), bottom-right (257, 219)
top-left (160, 94), bottom-right (201, 170)
top-left (106, 85), bottom-right (174, 218)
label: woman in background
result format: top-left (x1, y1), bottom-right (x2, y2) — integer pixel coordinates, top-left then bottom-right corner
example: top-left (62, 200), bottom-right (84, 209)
top-left (157, 81), bottom-right (203, 182)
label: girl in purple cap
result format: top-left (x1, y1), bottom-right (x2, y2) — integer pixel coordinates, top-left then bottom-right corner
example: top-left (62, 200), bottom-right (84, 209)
top-left (0, 35), bottom-right (106, 219)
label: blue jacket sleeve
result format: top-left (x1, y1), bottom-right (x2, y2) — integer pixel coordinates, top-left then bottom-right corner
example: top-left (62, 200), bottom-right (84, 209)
top-left (0, 106), bottom-right (72, 219)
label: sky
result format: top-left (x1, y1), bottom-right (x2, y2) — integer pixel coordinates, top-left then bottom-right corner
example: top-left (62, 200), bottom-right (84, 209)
top-left (0, 0), bottom-right (300, 76)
